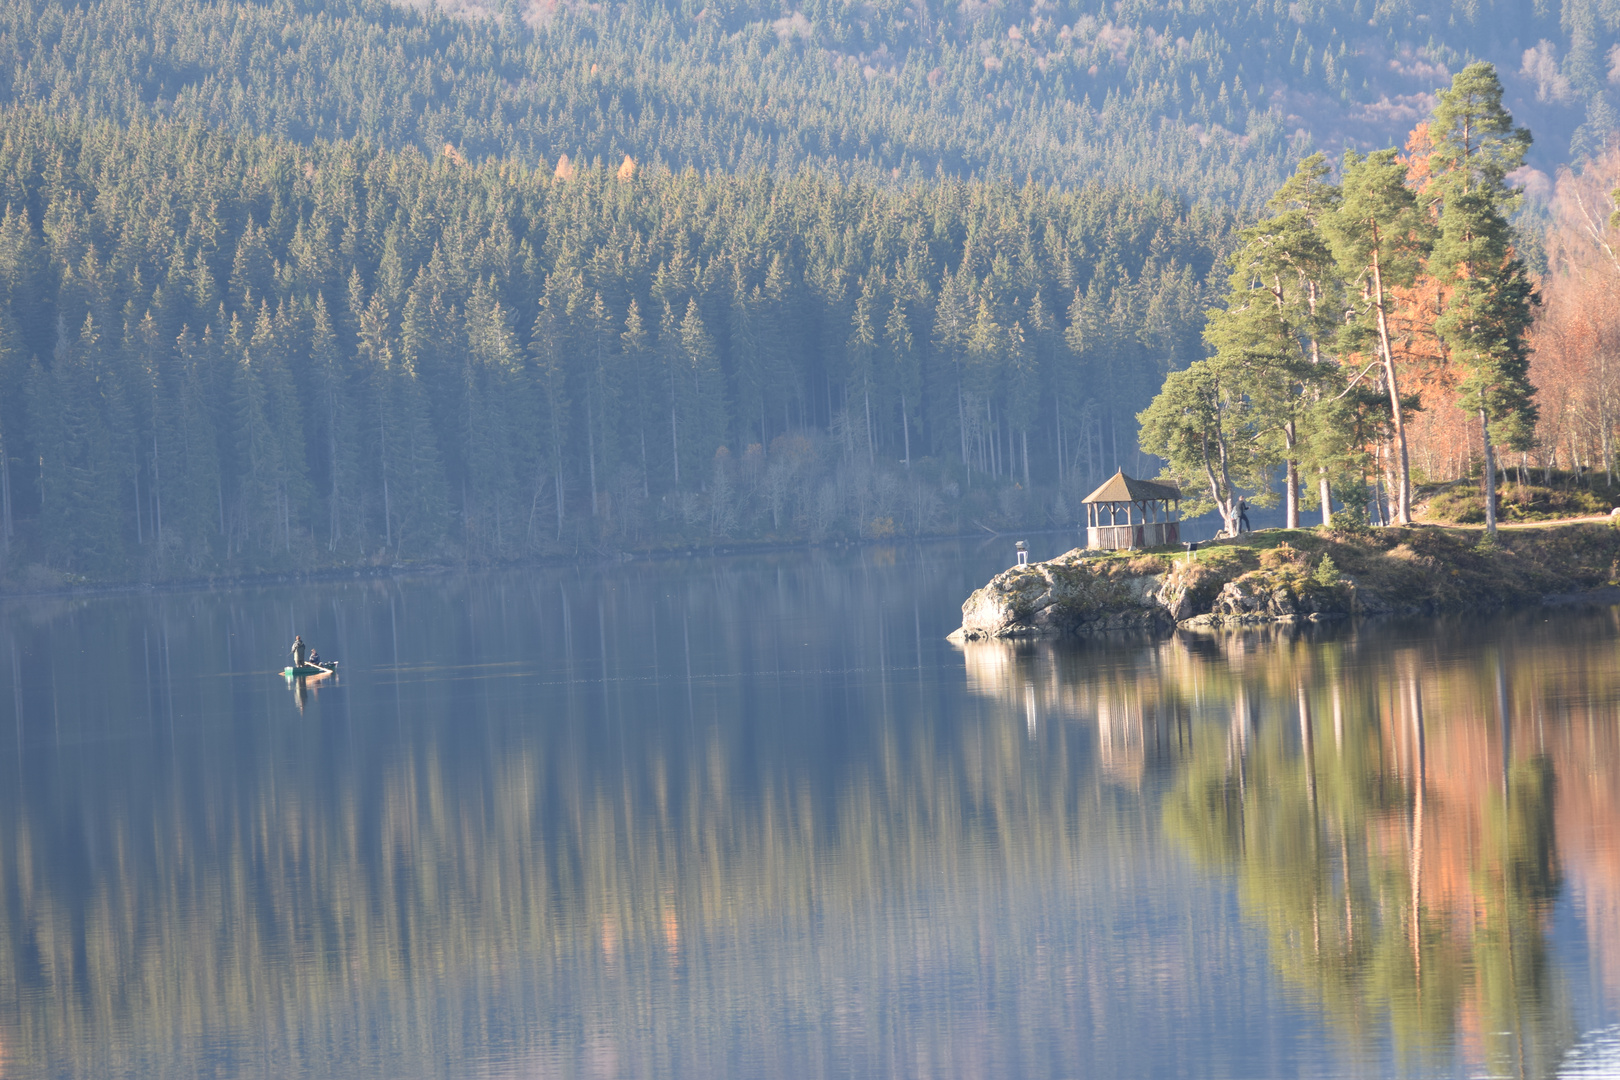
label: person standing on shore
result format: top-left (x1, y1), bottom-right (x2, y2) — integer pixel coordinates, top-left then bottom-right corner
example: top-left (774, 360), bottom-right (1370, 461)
top-left (1238, 498), bottom-right (1251, 533)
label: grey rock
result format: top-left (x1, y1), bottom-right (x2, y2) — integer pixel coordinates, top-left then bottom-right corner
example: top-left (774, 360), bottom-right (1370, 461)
top-left (949, 549), bottom-right (1171, 641)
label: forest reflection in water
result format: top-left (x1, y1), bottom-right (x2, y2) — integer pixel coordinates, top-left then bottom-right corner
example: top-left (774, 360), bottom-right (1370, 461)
top-left (962, 610), bottom-right (1620, 1078)
top-left (0, 551), bottom-right (1615, 1078)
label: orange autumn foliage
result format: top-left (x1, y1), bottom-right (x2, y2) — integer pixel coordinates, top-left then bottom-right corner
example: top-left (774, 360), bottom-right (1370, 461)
top-left (1366, 122), bottom-right (1620, 484)
top-left (1526, 148), bottom-right (1620, 478)
top-left (1389, 121), bottom-right (1474, 481)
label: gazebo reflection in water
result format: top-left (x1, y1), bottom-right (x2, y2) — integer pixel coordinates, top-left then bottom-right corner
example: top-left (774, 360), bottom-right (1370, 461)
top-left (1081, 470), bottom-right (1182, 550)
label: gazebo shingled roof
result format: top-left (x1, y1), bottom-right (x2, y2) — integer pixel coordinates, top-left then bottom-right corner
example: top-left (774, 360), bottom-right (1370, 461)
top-left (1081, 470), bottom-right (1181, 504)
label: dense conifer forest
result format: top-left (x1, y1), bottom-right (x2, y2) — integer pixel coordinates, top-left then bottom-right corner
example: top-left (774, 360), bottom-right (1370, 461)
top-left (0, 109), bottom-right (1225, 579)
top-left (0, 0), bottom-right (1616, 581)
top-left (2, 0), bottom-right (1615, 206)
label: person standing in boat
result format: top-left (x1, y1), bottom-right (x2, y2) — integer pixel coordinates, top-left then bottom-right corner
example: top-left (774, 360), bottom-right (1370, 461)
top-left (291, 635), bottom-right (306, 669)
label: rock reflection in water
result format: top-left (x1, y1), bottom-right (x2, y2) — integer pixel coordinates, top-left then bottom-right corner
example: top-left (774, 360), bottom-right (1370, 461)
top-left (1, 558), bottom-right (1617, 1080)
top-left (958, 611), bottom-right (1620, 1078)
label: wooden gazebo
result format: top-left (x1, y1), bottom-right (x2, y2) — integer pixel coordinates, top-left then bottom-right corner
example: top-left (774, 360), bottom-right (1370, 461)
top-left (1082, 470), bottom-right (1182, 550)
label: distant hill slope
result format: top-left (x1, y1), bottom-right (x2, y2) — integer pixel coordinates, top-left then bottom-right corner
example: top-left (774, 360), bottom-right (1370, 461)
top-left (2, 0), bottom-right (1613, 207)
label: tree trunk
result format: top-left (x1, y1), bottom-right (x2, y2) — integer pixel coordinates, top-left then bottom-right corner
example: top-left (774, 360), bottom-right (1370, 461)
top-left (151, 433), bottom-right (162, 550)
top-left (1483, 409), bottom-right (1496, 537)
top-left (1054, 398), bottom-right (1064, 486)
top-left (1201, 428), bottom-right (1238, 536)
top-left (0, 429), bottom-right (11, 550)
top-left (327, 394), bottom-right (339, 551)
top-left (957, 382), bottom-right (968, 480)
top-left (1306, 285), bottom-right (1330, 531)
top-left (864, 386), bottom-right (875, 469)
top-left (1370, 244), bottom-right (1413, 524)
top-left (1383, 436), bottom-right (1400, 527)
top-left (670, 403), bottom-right (680, 487)
top-left (1480, 408), bottom-right (1498, 537)
top-left (988, 401), bottom-right (998, 477)
top-left (376, 395), bottom-right (392, 551)
top-left (901, 392), bottom-right (911, 467)
top-left (586, 398), bottom-right (598, 517)
top-left (669, 364), bottom-right (681, 487)
top-left (133, 447), bottom-right (143, 545)
top-left (1284, 420), bottom-right (1299, 528)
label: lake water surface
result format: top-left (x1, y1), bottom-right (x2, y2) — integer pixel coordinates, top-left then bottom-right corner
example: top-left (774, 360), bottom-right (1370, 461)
top-left (0, 540), bottom-right (1617, 1079)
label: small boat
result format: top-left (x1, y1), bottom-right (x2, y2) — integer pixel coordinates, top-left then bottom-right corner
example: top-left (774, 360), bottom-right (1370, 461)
top-left (283, 661), bottom-right (339, 678)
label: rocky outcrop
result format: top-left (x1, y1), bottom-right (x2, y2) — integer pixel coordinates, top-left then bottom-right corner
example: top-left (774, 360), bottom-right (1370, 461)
top-left (1175, 575), bottom-right (1350, 628)
top-left (951, 524), bottom-right (1620, 642)
top-left (949, 543), bottom-right (1355, 641)
top-left (948, 549), bottom-right (1172, 642)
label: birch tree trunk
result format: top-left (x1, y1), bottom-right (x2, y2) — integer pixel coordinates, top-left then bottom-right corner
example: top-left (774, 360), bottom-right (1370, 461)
top-left (1371, 243), bottom-right (1413, 524)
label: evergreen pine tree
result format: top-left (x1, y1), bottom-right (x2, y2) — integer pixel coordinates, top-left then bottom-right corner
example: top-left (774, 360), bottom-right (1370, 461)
top-left (1326, 149), bottom-right (1428, 524)
top-left (1425, 62), bottom-right (1538, 538)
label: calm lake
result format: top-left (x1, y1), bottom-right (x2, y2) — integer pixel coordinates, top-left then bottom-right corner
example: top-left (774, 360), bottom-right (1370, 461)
top-left (0, 539), bottom-right (1617, 1079)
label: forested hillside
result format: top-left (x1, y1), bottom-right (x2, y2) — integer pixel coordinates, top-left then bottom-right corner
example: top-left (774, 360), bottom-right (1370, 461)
top-left (0, 0), bottom-right (1614, 582)
top-left (2, 0), bottom-right (1616, 208)
top-left (0, 109), bottom-right (1225, 580)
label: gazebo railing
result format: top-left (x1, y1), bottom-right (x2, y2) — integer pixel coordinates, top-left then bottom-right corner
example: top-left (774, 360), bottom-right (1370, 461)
top-left (1086, 521), bottom-right (1180, 550)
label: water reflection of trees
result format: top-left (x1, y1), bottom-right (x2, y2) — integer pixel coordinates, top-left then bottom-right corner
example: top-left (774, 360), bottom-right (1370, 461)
top-left (0, 684), bottom-right (1134, 1077)
top-left (3, 569), bottom-right (1618, 1079)
top-left (0, 549), bottom-right (1278, 1079)
top-left (963, 612), bottom-right (1620, 1078)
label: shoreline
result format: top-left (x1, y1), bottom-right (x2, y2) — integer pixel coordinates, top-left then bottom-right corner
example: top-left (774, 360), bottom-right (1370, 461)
top-left (0, 527), bottom-right (1083, 604)
top-left (948, 521), bottom-right (1620, 642)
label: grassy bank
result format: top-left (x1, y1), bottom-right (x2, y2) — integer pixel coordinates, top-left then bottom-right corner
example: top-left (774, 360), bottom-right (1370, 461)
top-left (1107, 522), bottom-right (1620, 625)
top-left (1415, 471), bottom-right (1620, 525)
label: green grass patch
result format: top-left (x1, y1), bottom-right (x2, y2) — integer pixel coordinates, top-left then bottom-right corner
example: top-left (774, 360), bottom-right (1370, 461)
top-left (1421, 482), bottom-right (1615, 524)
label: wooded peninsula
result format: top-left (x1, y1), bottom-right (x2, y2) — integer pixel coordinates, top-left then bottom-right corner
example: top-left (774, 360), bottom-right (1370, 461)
top-left (1, 0), bottom-right (1619, 586)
